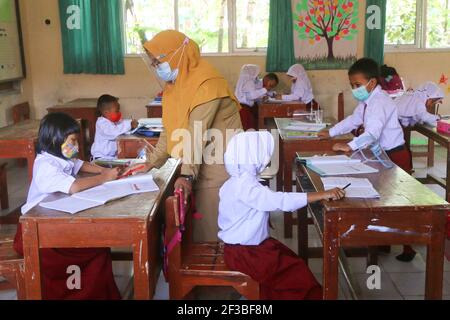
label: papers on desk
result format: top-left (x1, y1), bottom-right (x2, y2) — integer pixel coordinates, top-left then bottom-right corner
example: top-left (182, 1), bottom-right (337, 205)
top-left (299, 155), bottom-right (379, 176)
top-left (127, 118), bottom-right (163, 135)
top-left (321, 177), bottom-right (380, 198)
top-left (147, 100), bottom-right (162, 106)
top-left (285, 131), bottom-right (318, 139)
top-left (285, 120), bottom-right (327, 132)
top-left (39, 174), bottom-right (160, 214)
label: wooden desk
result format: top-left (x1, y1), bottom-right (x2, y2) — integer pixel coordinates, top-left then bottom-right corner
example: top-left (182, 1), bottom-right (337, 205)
top-left (48, 99), bottom-right (98, 146)
top-left (117, 135), bottom-right (159, 159)
top-left (257, 101), bottom-right (308, 129)
top-left (296, 152), bottom-right (449, 300)
top-left (20, 159), bottom-right (181, 300)
top-left (405, 125), bottom-right (450, 201)
top-left (0, 120), bottom-right (39, 181)
top-left (275, 118), bottom-right (353, 238)
top-left (146, 103), bottom-right (162, 118)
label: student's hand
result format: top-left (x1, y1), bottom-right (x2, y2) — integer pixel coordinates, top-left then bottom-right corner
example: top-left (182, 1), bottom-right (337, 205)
top-left (317, 130), bottom-right (331, 140)
top-left (262, 95), bottom-right (269, 102)
top-left (323, 188), bottom-right (346, 201)
top-left (175, 177), bottom-right (192, 205)
top-left (122, 163), bottom-right (153, 177)
top-left (131, 119), bottom-right (139, 129)
top-left (101, 167), bottom-right (121, 182)
top-left (332, 143), bottom-right (352, 153)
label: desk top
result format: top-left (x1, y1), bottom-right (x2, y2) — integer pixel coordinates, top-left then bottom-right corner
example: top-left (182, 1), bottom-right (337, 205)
top-left (50, 99), bottom-right (98, 109)
top-left (414, 124), bottom-right (450, 145)
top-left (117, 134), bottom-right (159, 142)
top-left (21, 159), bottom-right (181, 221)
top-left (257, 100), bottom-right (307, 106)
top-left (0, 120), bottom-right (40, 141)
top-left (296, 152), bottom-right (449, 212)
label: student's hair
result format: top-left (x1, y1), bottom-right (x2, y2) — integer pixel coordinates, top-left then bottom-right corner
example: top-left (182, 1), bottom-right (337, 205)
top-left (348, 58), bottom-right (380, 83)
top-left (97, 94), bottom-right (119, 115)
top-left (37, 113), bottom-right (80, 158)
top-left (264, 73), bottom-right (279, 84)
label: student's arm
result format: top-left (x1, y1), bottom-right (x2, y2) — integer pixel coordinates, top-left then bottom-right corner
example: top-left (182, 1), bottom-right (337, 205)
top-left (347, 106), bottom-right (386, 150)
top-left (237, 181), bottom-right (344, 212)
top-left (69, 168), bottom-right (120, 194)
top-left (243, 81), bottom-right (268, 101)
top-left (282, 83), bottom-right (304, 101)
top-left (79, 161), bottom-right (105, 174)
top-left (329, 105), bottom-right (364, 137)
top-left (98, 120), bottom-right (132, 140)
top-left (418, 109), bottom-right (440, 126)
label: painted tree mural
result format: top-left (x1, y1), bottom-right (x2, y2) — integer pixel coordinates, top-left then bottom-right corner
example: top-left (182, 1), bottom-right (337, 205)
top-left (294, 0), bottom-right (359, 61)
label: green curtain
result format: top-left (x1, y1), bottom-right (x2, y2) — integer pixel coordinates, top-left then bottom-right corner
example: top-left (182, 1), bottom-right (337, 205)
top-left (266, 0), bottom-right (296, 72)
top-left (364, 0), bottom-right (387, 65)
top-left (58, 0), bottom-right (125, 74)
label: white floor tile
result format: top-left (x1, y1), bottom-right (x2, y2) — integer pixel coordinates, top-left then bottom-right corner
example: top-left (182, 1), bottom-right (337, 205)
top-left (388, 272), bottom-right (450, 296)
top-left (353, 272), bottom-right (402, 300)
top-left (378, 250), bottom-right (426, 273)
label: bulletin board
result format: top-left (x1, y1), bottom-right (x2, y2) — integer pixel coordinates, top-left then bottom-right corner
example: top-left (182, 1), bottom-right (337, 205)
top-left (0, 0), bottom-right (25, 82)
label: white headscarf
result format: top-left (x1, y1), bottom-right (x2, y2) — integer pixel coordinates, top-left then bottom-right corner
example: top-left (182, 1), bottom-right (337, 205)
top-left (285, 64), bottom-right (314, 103)
top-left (235, 64), bottom-right (261, 103)
top-left (224, 131), bottom-right (274, 178)
top-left (417, 81), bottom-right (444, 100)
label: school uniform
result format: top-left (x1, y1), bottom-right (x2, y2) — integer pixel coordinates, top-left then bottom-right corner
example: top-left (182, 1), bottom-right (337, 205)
top-left (235, 64), bottom-right (267, 130)
top-left (91, 117), bottom-right (133, 159)
top-left (282, 64), bottom-right (314, 104)
top-left (394, 82), bottom-right (443, 127)
top-left (14, 152), bottom-right (121, 300)
top-left (218, 132), bottom-right (322, 300)
top-left (329, 85), bottom-right (412, 173)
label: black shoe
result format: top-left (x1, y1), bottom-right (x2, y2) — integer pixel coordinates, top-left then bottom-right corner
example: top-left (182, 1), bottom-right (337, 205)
top-left (396, 251), bottom-right (416, 262)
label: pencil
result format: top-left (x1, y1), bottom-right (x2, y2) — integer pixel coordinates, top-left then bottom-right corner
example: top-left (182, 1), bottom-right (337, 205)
top-left (342, 183), bottom-right (351, 190)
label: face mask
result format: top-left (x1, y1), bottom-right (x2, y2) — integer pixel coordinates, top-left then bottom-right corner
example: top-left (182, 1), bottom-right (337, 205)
top-left (352, 81), bottom-right (373, 102)
top-left (106, 112), bottom-right (122, 123)
top-left (61, 141), bottom-right (79, 159)
top-left (156, 62), bottom-right (179, 82)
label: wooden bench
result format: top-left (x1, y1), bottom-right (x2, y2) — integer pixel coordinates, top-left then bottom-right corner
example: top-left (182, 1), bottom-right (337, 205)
top-left (0, 227), bottom-right (25, 299)
top-left (164, 193), bottom-right (260, 300)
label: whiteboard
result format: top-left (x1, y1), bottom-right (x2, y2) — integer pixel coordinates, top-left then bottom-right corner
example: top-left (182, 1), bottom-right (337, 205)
top-left (0, 0), bottom-right (25, 82)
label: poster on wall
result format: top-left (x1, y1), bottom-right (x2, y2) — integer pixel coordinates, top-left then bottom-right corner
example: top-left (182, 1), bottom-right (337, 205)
top-left (292, 0), bottom-right (360, 70)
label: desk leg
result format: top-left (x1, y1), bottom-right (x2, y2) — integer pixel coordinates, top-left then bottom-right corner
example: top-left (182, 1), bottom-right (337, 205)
top-left (446, 147), bottom-right (450, 202)
top-left (323, 214), bottom-right (339, 300)
top-left (277, 137), bottom-right (284, 192)
top-left (297, 207), bottom-right (309, 263)
top-left (284, 150), bottom-right (295, 239)
top-left (22, 220), bottom-right (42, 299)
top-left (425, 213), bottom-right (445, 300)
top-left (26, 145), bottom-right (35, 183)
top-left (133, 223), bottom-right (151, 300)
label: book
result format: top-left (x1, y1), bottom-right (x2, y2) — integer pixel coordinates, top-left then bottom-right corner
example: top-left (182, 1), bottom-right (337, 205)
top-left (298, 155), bottom-right (379, 176)
top-left (321, 177), bottom-right (380, 198)
top-left (39, 174), bottom-right (159, 214)
top-left (285, 131), bottom-right (318, 139)
top-left (285, 120), bottom-right (326, 132)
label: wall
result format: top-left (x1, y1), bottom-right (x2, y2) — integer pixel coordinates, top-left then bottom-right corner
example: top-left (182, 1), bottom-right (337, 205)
top-left (1, 0), bottom-right (449, 128)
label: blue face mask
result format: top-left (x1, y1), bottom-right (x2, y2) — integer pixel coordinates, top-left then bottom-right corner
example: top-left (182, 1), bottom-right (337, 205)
top-left (156, 62), bottom-right (179, 83)
top-left (352, 81), bottom-right (373, 101)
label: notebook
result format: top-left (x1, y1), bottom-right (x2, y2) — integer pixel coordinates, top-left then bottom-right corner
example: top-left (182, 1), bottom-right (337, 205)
top-left (285, 120), bottom-right (327, 132)
top-left (321, 177), bottom-right (380, 198)
top-left (39, 174), bottom-right (159, 214)
top-left (299, 155), bottom-right (379, 176)
top-left (127, 118), bottom-right (163, 135)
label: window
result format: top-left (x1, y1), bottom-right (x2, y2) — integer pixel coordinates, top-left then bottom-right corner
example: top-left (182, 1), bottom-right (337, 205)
top-left (124, 0), bottom-right (270, 55)
top-left (385, 0), bottom-right (450, 50)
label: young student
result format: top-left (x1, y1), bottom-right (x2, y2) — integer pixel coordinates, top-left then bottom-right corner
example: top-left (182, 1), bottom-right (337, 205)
top-left (318, 58), bottom-right (416, 262)
top-left (395, 81), bottom-right (444, 127)
top-left (379, 64), bottom-right (405, 95)
top-left (218, 131), bottom-right (345, 300)
top-left (91, 94), bottom-right (138, 160)
top-left (235, 64), bottom-right (279, 130)
top-left (275, 63), bottom-right (314, 105)
top-left (14, 113), bottom-right (122, 300)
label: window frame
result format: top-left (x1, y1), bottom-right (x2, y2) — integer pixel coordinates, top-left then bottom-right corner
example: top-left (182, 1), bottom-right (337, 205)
top-left (123, 0), bottom-right (269, 56)
top-left (385, 0), bottom-right (450, 52)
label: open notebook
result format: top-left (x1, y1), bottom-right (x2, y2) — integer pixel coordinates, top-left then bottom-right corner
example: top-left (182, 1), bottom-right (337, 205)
top-left (321, 177), bottom-right (380, 198)
top-left (39, 174), bottom-right (159, 214)
top-left (299, 155), bottom-right (379, 176)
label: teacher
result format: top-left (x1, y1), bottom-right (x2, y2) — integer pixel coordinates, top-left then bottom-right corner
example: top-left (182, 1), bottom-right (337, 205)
top-left (130, 30), bottom-right (242, 241)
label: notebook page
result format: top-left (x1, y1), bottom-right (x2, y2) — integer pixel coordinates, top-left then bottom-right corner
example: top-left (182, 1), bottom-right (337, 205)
top-left (39, 197), bottom-right (102, 214)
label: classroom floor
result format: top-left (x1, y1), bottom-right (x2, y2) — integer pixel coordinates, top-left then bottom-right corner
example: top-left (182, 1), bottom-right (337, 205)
top-left (1, 145), bottom-right (450, 300)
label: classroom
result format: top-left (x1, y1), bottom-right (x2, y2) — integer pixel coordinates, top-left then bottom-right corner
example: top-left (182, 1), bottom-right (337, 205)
top-left (0, 0), bottom-right (450, 303)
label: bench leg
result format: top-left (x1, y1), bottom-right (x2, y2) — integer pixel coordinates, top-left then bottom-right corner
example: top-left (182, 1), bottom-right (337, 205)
top-left (0, 164), bottom-right (9, 210)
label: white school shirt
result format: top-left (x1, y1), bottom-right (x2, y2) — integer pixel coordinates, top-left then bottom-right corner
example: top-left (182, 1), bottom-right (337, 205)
top-left (235, 64), bottom-right (267, 106)
top-left (91, 117), bottom-right (132, 159)
top-left (329, 85), bottom-right (405, 151)
top-left (282, 64), bottom-right (314, 104)
top-left (218, 131), bottom-right (308, 246)
top-left (21, 152), bottom-right (84, 214)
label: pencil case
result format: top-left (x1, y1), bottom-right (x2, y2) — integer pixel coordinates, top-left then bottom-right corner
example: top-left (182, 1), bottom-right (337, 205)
top-left (437, 120), bottom-right (450, 134)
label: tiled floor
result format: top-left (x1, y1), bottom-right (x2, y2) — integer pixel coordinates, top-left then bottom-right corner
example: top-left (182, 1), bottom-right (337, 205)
top-left (1, 145), bottom-right (450, 300)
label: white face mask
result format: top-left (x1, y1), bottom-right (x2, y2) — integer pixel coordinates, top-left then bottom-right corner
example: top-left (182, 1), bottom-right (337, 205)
top-left (154, 38), bottom-right (189, 83)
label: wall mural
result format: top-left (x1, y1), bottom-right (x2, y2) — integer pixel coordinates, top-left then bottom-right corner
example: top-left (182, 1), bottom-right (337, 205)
top-left (293, 0), bottom-right (360, 70)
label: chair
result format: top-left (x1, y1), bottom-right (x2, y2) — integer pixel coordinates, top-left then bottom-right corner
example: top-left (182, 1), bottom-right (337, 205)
top-left (164, 193), bottom-right (260, 300)
top-left (338, 92), bottom-right (345, 122)
top-left (0, 163), bottom-right (8, 210)
top-left (409, 104), bottom-right (438, 167)
top-left (12, 103), bottom-right (31, 167)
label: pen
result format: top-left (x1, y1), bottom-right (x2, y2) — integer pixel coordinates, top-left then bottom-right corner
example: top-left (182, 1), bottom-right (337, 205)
top-left (342, 183), bottom-right (351, 190)
top-left (118, 165), bottom-right (146, 179)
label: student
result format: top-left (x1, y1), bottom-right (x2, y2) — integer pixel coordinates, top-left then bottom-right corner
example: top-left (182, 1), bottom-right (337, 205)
top-left (218, 131), bottom-right (345, 300)
top-left (235, 64), bottom-right (279, 130)
top-left (379, 64), bottom-right (405, 95)
top-left (318, 58), bottom-right (416, 262)
top-left (395, 81), bottom-right (444, 127)
top-left (91, 94), bottom-right (138, 160)
top-left (14, 113), bottom-right (122, 300)
top-left (275, 63), bottom-right (314, 105)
